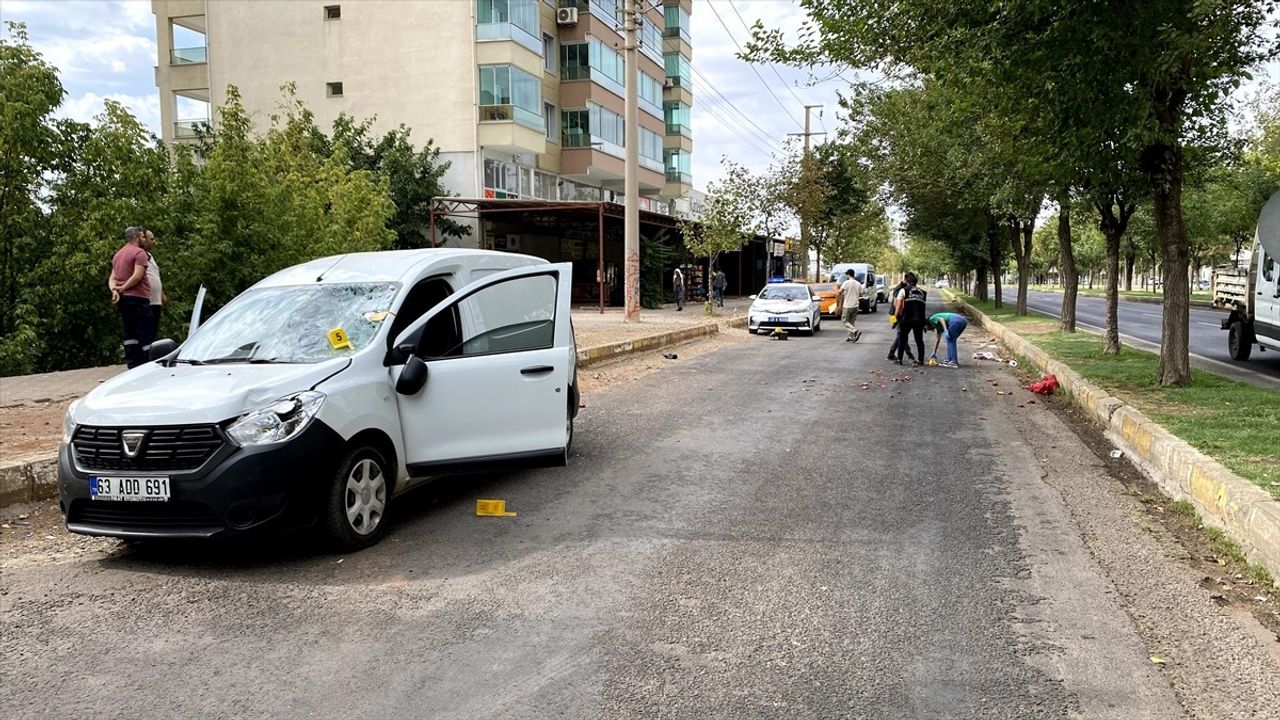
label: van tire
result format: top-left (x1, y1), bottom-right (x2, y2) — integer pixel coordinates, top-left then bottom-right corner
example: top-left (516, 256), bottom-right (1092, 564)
top-left (1228, 320), bottom-right (1253, 361)
top-left (321, 445), bottom-right (392, 551)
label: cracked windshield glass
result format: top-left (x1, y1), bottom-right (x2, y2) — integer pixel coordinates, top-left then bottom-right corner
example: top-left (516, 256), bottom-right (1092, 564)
top-left (178, 283), bottom-right (399, 363)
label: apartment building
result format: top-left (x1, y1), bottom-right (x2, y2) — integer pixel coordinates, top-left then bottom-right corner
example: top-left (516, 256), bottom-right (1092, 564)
top-left (151, 0), bottom-right (695, 218)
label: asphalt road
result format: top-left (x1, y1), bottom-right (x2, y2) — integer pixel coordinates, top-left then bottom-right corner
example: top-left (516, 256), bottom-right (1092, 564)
top-left (3, 312), bottom-right (1279, 719)
top-left (1017, 289), bottom-right (1280, 389)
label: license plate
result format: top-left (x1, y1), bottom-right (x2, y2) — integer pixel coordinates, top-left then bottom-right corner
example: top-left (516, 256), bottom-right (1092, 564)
top-left (90, 476), bottom-right (170, 502)
top-left (769, 316), bottom-right (787, 323)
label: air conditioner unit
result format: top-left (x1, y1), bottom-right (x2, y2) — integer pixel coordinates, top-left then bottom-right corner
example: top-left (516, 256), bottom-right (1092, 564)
top-left (556, 7), bottom-right (578, 25)
top-left (663, 78), bottom-right (675, 89)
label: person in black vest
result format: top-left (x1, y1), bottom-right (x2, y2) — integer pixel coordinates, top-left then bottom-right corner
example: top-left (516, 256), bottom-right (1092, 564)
top-left (892, 272), bottom-right (928, 366)
top-left (886, 277), bottom-right (917, 363)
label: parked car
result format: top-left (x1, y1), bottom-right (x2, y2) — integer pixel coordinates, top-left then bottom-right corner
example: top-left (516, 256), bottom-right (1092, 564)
top-left (875, 274), bottom-right (888, 303)
top-left (935, 278), bottom-right (950, 288)
top-left (59, 249), bottom-right (578, 550)
top-left (827, 262), bottom-right (878, 312)
top-left (808, 282), bottom-right (840, 316)
top-left (748, 282), bottom-right (822, 335)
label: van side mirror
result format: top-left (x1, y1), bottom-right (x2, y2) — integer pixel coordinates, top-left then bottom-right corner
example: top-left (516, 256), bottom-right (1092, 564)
top-left (748, 294), bottom-right (757, 300)
top-left (150, 338), bottom-right (177, 362)
top-left (384, 342), bottom-right (416, 367)
top-left (395, 355), bottom-right (428, 395)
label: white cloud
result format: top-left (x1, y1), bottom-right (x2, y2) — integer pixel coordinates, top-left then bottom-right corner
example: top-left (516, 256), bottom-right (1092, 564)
top-left (56, 90), bottom-right (162, 134)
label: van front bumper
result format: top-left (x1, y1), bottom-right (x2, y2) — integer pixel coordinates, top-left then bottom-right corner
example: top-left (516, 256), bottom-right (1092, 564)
top-left (58, 420), bottom-right (346, 539)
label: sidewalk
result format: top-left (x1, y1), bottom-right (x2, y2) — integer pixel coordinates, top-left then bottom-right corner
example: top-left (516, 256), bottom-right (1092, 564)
top-left (0, 302), bottom-right (746, 503)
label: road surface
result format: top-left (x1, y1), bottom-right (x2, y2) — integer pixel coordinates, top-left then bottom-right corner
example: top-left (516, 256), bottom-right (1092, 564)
top-left (3, 312), bottom-right (1279, 719)
top-left (1017, 289), bottom-right (1280, 390)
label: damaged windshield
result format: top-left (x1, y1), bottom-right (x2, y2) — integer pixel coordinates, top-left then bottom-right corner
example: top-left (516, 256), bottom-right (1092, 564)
top-left (178, 283), bottom-right (400, 364)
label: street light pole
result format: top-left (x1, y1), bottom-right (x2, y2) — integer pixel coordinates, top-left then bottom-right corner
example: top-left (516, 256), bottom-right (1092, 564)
top-left (789, 104), bottom-right (825, 281)
top-left (623, 0), bottom-right (641, 321)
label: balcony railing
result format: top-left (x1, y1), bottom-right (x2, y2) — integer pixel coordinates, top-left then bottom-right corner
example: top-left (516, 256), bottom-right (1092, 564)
top-left (170, 46), bottom-right (207, 64)
top-left (665, 122), bottom-right (692, 137)
top-left (479, 104), bottom-right (543, 130)
top-left (665, 169), bottom-right (692, 184)
top-left (475, 22), bottom-right (542, 54)
top-left (561, 65), bottom-right (591, 82)
top-left (173, 119), bottom-right (209, 138)
top-left (562, 131), bottom-right (593, 148)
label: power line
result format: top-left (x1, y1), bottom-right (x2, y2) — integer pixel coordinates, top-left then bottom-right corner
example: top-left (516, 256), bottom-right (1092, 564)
top-left (690, 64), bottom-right (786, 151)
top-left (727, 0), bottom-right (809, 111)
top-left (689, 81), bottom-right (785, 158)
top-left (705, 0), bottom-right (804, 130)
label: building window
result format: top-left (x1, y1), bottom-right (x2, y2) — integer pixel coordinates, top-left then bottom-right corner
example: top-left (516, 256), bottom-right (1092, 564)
top-left (639, 73), bottom-right (662, 117)
top-left (664, 148), bottom-right (691, 183)
top-left (561, 42), bottom-right (589, 81)
top-left (483, 158), bottom-right (520, 197)
top-left (544, 102), bottom-right (558, 142)
top-left (476, 0), bottom-right (541, 53)
top-left (562, 108), bottom-right (589, 147)
top-left (664, 5), bottom-right (690, 40)
top-left (640, 16), bottom-right (662, 61)
top-left (478, 65), bottom-right (543, 130)
top-left (543, 33), bottom-right (556, 73)
top-left (324, 5), bottom-right (341, 19)
top-left (640, 127), bottom-right (664, 173)
top-left (664, 53), bottom-right (691, 87)
top-left (664, 101), bottom-right (691, 136)
top-left (326, 82), bottom-right (344, 97)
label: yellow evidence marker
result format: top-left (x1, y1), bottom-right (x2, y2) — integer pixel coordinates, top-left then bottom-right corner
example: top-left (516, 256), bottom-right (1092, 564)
top-left (476, 499), bottom-right (517, 517)
top-left (327, 327), bottom-right (353, 350)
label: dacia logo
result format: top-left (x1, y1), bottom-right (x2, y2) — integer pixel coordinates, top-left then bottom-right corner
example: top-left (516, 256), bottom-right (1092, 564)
top-left (121, 430), bottom-right (147, 458)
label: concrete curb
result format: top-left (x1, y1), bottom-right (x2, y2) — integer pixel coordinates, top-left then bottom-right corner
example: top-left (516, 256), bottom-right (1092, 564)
top-left (945, 291), bottom-right (1280, 585)
top-left (0, 456), bottom-right (58, 509)
top-left (1, 318), bottom-right (748, 509)
top-left (575, 316), bottom-right (746, 368)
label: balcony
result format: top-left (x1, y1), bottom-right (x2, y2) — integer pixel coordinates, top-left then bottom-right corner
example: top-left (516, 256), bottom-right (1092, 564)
top-left (476, 22), bottom-right (542, 55)
top-left (665, 169), bottom-right (692, 184)
top-left (170, 45), bottom-right (207, 64)
top-left (480, 104), bottom-right (543, 129)
top-left (665, 122), bottom-right (691, 137)
top-left (173, 119), bottom-right (209, 139)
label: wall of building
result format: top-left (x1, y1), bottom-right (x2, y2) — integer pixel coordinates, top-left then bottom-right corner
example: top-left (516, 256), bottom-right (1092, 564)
top-left (204, 0), bottom-right (477, 154)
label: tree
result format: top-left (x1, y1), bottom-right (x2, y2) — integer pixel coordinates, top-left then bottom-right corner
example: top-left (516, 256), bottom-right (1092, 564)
top-left (747, 0), bottom-right (1276, 385)
top-left (681, 160), bottom-right (755, 313)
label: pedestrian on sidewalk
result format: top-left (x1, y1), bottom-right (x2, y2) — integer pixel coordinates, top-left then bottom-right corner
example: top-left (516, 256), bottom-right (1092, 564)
top-left (930, 311), bottom-right (969, 368)
top-left (837, 268), bottom-right (863, 342)
top-left (893, 273), bottom-right (928, 365)
top-left (712, 268), bottom-right (726, 307)
top-left (109, 226), bottom-right (153, 368)
top-left (673, 267), bottom-right (685, 311)
top-left (886, 277), bottom-right (916, 364)
top-left (142, 229), bottom-right (167, 340)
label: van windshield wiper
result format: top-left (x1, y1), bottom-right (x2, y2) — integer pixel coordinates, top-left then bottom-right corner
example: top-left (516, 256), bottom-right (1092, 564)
top-left (193, 356), bottom-right (294, 365)
top-left (170, 358), bottom-right (206, 365)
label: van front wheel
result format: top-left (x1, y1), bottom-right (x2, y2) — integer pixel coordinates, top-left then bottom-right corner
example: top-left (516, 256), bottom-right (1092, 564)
top-left (1228, 320), bottom-right (1253, 361)
top-left (321, 445), bottom-right (392, 551)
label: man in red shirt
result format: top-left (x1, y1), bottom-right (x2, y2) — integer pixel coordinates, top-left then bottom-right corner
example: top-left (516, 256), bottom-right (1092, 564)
top-left (109, 226), bottom-right (153, 368)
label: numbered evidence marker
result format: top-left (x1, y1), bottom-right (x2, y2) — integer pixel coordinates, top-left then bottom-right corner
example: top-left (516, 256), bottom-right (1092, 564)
top-left (327, 327), bottom-right (353, 350)
top-left (476, 499), bottom-right (517, 517)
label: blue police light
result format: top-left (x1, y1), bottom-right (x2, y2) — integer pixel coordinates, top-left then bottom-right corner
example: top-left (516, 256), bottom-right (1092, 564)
top-left (767, 276), bottom-right (788, 283)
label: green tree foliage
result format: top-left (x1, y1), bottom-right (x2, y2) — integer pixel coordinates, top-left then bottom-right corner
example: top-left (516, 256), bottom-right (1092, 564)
top-left (0, 28), bottom-right (457, 375)
top-left (681, 160), bottom-right (755, 312)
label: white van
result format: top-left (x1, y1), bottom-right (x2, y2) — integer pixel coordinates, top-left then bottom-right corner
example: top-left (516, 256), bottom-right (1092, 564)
top-left (58, 249), bottom-right (578, 550)
top-left (828, 262), bottom-right (878, 312)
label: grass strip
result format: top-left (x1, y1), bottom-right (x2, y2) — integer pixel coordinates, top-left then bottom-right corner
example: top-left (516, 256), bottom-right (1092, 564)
top-left (959, 294), bottom-right (1280, 501)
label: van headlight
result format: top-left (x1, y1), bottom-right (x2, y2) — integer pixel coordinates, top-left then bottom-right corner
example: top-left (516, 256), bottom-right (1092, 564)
top-left (226, 391), bottom-right (325, 447)
top-left (62, 400), bottom-right (81, 444)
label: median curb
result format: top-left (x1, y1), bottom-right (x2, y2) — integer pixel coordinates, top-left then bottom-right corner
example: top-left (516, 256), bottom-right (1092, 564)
top-left (1, 317), bottom-right (748, 510)
top-left (945, 291), bottom-right (1280, 585)
top-left (575, 315), bottom-right (747, 368)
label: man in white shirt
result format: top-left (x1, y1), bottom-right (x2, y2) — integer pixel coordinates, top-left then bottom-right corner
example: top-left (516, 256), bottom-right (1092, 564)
top-left (836, 268), bottom-right (863, 342)
top-left (142, 229), bottom-right (166, 339)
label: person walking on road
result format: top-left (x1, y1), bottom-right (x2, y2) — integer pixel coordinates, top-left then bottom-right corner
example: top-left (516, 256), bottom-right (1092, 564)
top-left (837, 268), bottom-right (863, 342)
top-left (142, 229), bottom-right (166, 340)
top-left (712, 268), bottom-right (726, 307)
top-left (893, 273), bottom-right (928, 365)
top-left (673, 267), bottom-right (685, 311)
top-left (930, 311), bottom-right (969, 368)
top-left (109, 226), bottom-right (153, 368)
top-left (886, 277), bottom-right (916, 363)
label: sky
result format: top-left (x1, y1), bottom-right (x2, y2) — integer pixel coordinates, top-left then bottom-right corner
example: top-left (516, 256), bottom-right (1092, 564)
top-left (0, 0), bottom-right (839, 193)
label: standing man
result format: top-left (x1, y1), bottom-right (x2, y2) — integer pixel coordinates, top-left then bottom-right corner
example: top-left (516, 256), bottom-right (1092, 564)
top-left (142, 229), bottom-right (166, 340)
top-left (109, 226), bottom-right (153, 368)
top-left (893, 272), bottom-right (928, 365)
top-left (712, 267), bottom-right (727, 307)
top-left (886, 276), bottom-right (916, 363)
top-left (673, 267), bottom-right (685, 311)
top-left (836, 268), bottom-right (863, 343)
top-left (930, 311), bottom-right (969, 368)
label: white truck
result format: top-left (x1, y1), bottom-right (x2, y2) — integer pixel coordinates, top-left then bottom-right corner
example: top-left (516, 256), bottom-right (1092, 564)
top-left (1216, 191), bottom-right (1280, 361)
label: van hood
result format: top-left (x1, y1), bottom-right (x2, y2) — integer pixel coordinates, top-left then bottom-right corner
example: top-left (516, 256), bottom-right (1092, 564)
top-left (73, 358), bottom-right (350, 426)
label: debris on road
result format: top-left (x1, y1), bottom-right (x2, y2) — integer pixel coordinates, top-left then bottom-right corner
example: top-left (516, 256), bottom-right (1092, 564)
top-left (1025, 374), bottom-right (1059, 396)
top-left (662, 352), bottom-right (678, 360)
top-left (1110, 449), bottom-right (1124, 459)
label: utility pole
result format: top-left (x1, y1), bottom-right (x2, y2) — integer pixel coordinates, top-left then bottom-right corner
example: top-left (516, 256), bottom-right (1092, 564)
top-left (622, 0), bottom-right (641, 321)
top-left (788, 104), bottom-right (825, 281)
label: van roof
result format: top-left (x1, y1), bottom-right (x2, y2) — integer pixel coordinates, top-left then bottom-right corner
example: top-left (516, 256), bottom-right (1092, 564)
top-left (254, 249), bottom-right (546, 288)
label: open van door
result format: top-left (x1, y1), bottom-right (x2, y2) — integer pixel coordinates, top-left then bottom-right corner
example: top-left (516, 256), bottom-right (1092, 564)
top-left (388, 262), bottom-right (574, 475)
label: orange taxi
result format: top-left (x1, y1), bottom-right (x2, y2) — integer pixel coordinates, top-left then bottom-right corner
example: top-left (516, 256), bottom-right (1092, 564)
top-left (808, 282), bottom-right (841, 316)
